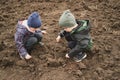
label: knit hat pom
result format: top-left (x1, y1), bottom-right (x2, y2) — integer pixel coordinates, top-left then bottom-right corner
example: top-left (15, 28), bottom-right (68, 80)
top-left (27, 12), bottom-right (41, 28)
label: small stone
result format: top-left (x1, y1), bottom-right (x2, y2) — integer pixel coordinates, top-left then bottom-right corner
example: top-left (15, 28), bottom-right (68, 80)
top-left (16, 60), bottom-right (28, 67)
top-left (78, 62), bottom-right (87, 69)
top-left (96, 67), bottom-right (104, 74)
top-left (76, 70), bottom-right (83, 76)
top-left (105, 70), bottom-right (114, 76)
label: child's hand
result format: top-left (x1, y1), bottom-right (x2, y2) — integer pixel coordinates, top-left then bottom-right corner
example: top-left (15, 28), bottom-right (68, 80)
top-left (25, 54), bottom-right (32, 59)
top-left (65, 54), bottom-right (70, 58)
top-left (41, 30), bottom-right (47, 34)
top-left (56, 36), bottom-right (61, 42)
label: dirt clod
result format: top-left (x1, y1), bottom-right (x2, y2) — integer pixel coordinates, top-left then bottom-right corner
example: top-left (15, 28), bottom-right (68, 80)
top-left (0, 0), bottom-right (119, 80)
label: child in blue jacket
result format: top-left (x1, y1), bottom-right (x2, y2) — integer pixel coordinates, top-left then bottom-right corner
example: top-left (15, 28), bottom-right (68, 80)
top-left (56, 10), bottom-right (92, 62)
top-left (15, 12), bottom-right (46, 60)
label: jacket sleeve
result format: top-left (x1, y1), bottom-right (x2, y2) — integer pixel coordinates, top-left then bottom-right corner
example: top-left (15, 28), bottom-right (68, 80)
top-left (15, 31), bottom-right (28, 56)
top-left (58, 30), bottom-right (67, 38)
top-left (35, 29), bottom-right (42, 33)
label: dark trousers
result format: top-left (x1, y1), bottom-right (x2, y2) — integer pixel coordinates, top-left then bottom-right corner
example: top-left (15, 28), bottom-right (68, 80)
top-left (68, 41), bottom-right (77, 49)
top-left (68, 40), bottom-right (89, 58)
top-left (64, 33), bottom-right (89, 58)
top-left (24, 33), bottom-right (42, 53)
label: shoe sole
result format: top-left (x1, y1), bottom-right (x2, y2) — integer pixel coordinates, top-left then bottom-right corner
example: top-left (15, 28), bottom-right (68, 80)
top-left (75, 53), bottom-right (87, 62)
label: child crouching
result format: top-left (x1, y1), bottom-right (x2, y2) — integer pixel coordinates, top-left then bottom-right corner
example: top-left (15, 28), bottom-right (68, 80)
top-left (15, 12), bottom-right (46, 60)
top-left (56, 10), bottom-right (92, 62)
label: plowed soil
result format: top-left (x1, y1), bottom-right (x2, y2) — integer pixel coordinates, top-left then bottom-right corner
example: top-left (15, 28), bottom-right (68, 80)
top-left (0, 0), bottom-right (120, 80)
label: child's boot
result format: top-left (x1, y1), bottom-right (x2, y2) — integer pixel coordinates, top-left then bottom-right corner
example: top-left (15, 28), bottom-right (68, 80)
top-left (73, 52), bottom-right (87, 62)
top-left (20, 54), bottom-right (32, 60)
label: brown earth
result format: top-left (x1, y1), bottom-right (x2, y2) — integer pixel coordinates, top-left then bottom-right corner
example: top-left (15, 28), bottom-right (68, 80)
top-left (0, 0), bottom-right (120, 80)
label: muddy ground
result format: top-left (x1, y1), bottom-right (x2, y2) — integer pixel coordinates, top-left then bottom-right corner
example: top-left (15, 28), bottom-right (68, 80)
top-left (0, 0), bottom-right (120, 80)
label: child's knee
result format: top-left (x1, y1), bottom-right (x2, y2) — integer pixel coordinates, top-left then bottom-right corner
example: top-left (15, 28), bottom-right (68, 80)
top-left (34, 33), bottom-right (43, 41)
top-left (68, 41), bottom-right (76, 49)
top-left (26, 37), bottom-right (38, 45)
top-left (31, 37), bottom-right (38, 43)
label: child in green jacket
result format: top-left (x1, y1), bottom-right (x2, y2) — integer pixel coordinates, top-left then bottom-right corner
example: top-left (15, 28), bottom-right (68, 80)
top-left (56, 10), bottom-right (92, 62)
